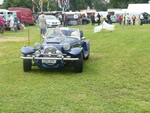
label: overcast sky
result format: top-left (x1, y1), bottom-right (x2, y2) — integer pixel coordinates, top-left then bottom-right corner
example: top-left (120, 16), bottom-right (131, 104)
top-left (0, 0), bottom-right (4, 5)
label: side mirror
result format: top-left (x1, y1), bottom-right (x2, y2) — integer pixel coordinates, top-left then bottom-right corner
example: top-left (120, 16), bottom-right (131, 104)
top-left (42, 35), bottom-right (46, 39)
top-left (81, 37), bottom-right (85, 40)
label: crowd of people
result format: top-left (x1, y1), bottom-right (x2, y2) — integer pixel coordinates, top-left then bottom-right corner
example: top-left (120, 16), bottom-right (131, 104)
top-left (1, 11), bottom-right (148, 35)
top-left (118, 13), bottom-right (145, 26)
top-left (90, 12), bottom-right (146, 26)
top-left (0, 14), bottom-right (19, 34)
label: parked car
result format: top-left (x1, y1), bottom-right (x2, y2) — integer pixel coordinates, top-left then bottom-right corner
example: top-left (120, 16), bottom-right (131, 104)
top-left (8, 8), bottom-right (35, 25)
top-left (21, 27), bottom-right (90, 73)
top-left (110, 15), bottom-right (117, 23)
top-left (142, 12), bottom-right (150, 24)
top-left (45, 15), bottom-right (61, 27)
top-left (65, 12), bottom-right (90, 25)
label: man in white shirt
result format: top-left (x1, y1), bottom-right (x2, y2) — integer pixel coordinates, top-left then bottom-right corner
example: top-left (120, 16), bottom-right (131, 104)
top-left (139, 13), bottom-right (144, 25)
top-left (74, 13), bottom-right (78, 20)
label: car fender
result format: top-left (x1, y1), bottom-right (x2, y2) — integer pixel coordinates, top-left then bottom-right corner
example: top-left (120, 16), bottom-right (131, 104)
top-left (66, 48), bottom-right (82, 56)
top-left (81, 40), bottom-right (90, 57)
top-left (82, 40), bottom-right (90, 51)
top-left (21, 46), bottom-right (35, 55)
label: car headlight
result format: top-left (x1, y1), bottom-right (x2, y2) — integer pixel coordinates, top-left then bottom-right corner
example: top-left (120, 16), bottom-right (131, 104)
top-left (35, 50), bottom-right (41, 57)
top-left (47, 22), bottom-right (52, 24)
top-left (34, 42), bottom-right (41, 50)
top-left (56, 50), bottom-right (62, 57)
top-left (58, 22), bottom-right (61, 24)
top-left (63, 43), bottom-right (70, 51)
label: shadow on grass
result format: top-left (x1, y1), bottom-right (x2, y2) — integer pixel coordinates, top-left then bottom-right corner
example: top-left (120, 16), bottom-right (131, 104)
top-left (27, 66), bottom-right (79, 77)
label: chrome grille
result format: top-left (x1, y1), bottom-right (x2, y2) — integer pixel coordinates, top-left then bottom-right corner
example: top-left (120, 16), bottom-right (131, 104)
top-left (43, 46), bottom-right (58, 57)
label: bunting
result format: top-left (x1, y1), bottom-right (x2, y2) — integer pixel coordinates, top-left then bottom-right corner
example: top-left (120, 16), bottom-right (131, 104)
top-left (31, 0), bottom-right (40, 10)
top-left (65, 0), bottom-right (70, 10)
top-left (47, 0), bottom-right (50, 11)
top-left (58, 0), bottom-right (62, 8)
top-left (32, 5), bottom-right (35, 13)
top-left (39, 0), bottom-right (43, 12)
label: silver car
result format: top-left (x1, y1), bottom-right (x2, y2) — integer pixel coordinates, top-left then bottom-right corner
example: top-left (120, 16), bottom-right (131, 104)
top-left (45, 15), bottom-right (61, 27)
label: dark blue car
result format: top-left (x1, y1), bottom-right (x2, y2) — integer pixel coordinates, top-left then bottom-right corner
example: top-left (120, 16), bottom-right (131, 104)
top-left (21, 27), bottom-right (90, 73)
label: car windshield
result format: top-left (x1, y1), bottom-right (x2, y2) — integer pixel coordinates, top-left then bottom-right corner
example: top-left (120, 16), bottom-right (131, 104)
top-left (46, 27), bottom-right (80, 40)
top-left (45, 15), bottom-right (57, 20)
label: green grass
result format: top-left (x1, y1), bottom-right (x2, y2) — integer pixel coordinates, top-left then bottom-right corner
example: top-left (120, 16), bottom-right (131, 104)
top-left (0, 24), bottom-right (150, 113)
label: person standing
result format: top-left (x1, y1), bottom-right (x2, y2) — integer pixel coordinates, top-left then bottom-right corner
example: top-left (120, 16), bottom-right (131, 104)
top-left (9, 14), bottom-right (14, 31)
top-left (100, 15), bottom-right (104, 23)
top-left (97, 13), bottom-right (101, 25)
top-left (58, 14), bottom-right (62, 25)
top-left (126, 13), bottom-right (131, 25)
top-left (79, 14), bottom-right (83, 25)
top-left (14, 15), bottom-right (18, 32)
top-left (132, 15), bottom-right (136, 25)
top-left (118, 15), bottom-right (123, 25)
top-left (64, 13), bottom-right (68, 27)
top-left (123, 14), bottom-right (126, 25)
top-left (39, 13), bottom-right (47, 36)
top-left (139, 13), bottom-right (144, 25)
top-left (0, 14), bottom-right (5, 34)
top-left (91, 13), bottom-right (95, 25)
top-left (107, 13), bottom-right (111, 24)
top-left (74, 13), bottom-right (79, 25)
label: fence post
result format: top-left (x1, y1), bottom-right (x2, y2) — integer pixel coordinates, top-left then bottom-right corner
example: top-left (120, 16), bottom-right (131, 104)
top-left (28, 29), bottom-right (30, 46)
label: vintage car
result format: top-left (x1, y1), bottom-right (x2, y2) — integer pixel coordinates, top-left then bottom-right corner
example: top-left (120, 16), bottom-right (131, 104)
top-left (21, 27), bottom-right (90, 73)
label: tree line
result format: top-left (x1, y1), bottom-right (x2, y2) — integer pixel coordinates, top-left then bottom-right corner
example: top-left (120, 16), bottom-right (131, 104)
top-left (0, 0), bottom-right (149, 12)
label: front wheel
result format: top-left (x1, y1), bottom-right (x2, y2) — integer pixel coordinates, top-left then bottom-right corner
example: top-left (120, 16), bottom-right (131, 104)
top-left (74, 53), bottom-right (83, 73)
top-left (82, 21), bottom-right (87, 25)
top-left (23, 59), bottom-right (32, 72)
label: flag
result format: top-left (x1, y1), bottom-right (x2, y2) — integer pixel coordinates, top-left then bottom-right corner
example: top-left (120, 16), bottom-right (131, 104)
top-left (58, 0), bottom-right (62, 8)
top-left (39, 0), bottom-right (43, 12)
top-left (31, 0), bottom-right (40, 10)
top-left (47, 0), bottom-right (50, 11)
top-left (65, 0), bottom-right (70, 10)
top-left (62, 0), bottom-right (64, 8)
top-left (32, 5), bottom-right (35, 13)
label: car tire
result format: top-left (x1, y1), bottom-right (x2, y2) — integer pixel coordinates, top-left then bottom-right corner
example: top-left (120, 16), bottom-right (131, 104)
top-left (82, 21), bottom-right (87, 25)
top-left (74, 53), bottom-right (83, 73)
top-left (23, 58), bottom-right (32, 72)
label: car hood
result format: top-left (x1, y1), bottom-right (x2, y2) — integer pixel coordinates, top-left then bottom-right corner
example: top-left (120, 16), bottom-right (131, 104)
top-left (41, 37), bottom-right (79, 50)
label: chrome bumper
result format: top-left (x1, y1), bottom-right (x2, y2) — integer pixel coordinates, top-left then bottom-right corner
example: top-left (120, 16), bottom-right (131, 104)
top-left (20, 56), bottom-right (79, 61)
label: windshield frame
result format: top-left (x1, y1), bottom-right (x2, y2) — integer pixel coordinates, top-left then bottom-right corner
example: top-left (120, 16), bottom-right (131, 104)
top-left (45, 28), bottom-right (81, 40)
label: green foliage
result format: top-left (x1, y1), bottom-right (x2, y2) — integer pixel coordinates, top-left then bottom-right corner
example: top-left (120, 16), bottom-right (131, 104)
top-left (0, 0), bottom-right (108, 12)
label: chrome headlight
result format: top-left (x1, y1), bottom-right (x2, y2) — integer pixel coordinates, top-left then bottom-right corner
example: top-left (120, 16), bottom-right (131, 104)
top-left (63, 43), bottom-right (70, 51)
top-left (34, 42), bottom-right (41, 50)
top-left (56, 50), bottom-right (62, 57)
top-left (35, 51), bottom-right (41, 57)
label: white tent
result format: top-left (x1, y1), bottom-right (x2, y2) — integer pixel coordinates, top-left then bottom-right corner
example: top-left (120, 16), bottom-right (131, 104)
top-left (127, 4), bottom-right (150, 14)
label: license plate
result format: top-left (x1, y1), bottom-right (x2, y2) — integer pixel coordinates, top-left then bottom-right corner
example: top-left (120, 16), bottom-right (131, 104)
top-left (42, 59), bottom-right (56, 64)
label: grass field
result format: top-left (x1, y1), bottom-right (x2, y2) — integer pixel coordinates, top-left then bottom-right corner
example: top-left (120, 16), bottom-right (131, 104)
top-left (0, 24), bottom-right (150, 113)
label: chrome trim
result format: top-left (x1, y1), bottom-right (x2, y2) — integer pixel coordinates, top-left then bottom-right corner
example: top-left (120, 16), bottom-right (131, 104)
top-left (21, 56), bottom-right (79, 61)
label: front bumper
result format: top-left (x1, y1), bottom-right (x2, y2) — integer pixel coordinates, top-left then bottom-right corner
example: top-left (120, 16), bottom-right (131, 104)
top-left (47, 24), bottom-right (61, 28)
top-left (20, 56), bottom-right (79, 61)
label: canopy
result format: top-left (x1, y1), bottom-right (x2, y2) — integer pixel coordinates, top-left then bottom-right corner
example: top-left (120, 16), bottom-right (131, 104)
top-left (127, 4), bottom-right (150, 14)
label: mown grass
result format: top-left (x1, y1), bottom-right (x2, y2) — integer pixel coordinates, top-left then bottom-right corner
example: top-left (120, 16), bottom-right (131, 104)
top-left (0, 23), bottom-right (150, 113)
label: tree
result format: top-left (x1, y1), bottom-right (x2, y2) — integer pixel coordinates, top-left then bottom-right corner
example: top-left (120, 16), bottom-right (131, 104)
top-left (0, 0), bottom-right (109, 12)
